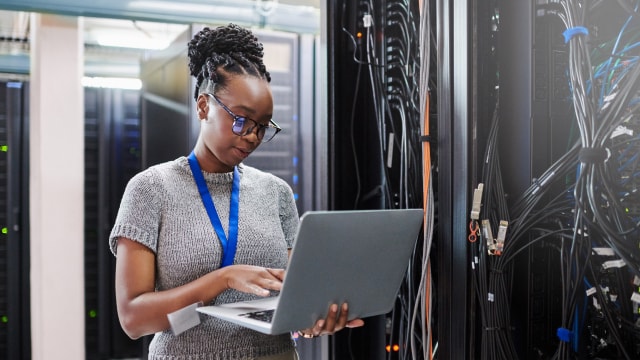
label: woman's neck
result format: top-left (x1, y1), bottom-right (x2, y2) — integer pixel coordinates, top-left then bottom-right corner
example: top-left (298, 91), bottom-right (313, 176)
top-left (192, 143), bottom-right (233, 173)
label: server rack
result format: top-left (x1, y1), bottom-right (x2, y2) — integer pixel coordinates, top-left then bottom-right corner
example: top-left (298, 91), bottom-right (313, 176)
top-left (84, 86), bottom-right (143, 359)
top-left (0, 79), bottom-right (31, 360)
top-left (325, 0), bottom-right (428, 358)
top-left (472, 1), bottom-right (640, 359)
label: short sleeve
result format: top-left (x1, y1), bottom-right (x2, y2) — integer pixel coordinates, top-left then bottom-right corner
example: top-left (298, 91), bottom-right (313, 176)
top-left (109, 168), bottom-right (163, 255)
top-left (277, 180), bottom-right (299, 249)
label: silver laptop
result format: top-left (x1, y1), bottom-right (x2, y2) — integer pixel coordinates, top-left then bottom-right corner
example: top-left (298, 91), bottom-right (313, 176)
top-left (196, 208), bottom-right (424, 335)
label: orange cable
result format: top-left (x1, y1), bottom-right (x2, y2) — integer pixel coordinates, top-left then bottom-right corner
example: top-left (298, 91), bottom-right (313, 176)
top-left (423, 91), bottom-right (432, 359)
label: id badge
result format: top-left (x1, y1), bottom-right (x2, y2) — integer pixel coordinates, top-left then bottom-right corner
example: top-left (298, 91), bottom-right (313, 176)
top-left (167, 301), bottom-right (203, 336)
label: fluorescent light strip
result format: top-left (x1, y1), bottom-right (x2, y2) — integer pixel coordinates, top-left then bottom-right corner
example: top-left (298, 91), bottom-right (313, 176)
top-left (129, 1), bottom-right (220, 14)
top-left (82, 77), bottom-right (142, 90)
top-left (127, 1), bottom-right (254, 19)
top-left (92, 29), bottom-right (171, 50)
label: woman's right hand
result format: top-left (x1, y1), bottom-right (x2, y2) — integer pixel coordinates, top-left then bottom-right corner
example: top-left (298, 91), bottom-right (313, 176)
top-left (221, 265), bottom-right (285, 297)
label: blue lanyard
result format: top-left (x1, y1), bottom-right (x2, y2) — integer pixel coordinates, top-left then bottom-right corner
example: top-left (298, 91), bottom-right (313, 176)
top-left (187, 151), bottom-right (240, 267)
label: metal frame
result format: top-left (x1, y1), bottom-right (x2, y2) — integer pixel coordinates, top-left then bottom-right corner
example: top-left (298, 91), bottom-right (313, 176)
top-left (436, 0), bottom-right (474, 358)
top-left (0, 0), bottom-right (320, 34)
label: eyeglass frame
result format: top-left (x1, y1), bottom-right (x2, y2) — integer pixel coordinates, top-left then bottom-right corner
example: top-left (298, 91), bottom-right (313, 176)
top-left (204, 93), bottom-right (281, 142)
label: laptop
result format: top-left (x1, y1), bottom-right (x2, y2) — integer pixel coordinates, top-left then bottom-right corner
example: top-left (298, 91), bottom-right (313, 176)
top-left (196, 208), bottom-right (424, 335)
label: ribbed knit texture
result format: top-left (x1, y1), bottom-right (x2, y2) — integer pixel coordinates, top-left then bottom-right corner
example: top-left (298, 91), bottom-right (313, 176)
top-left (109, 156), bottom-right (299, 359)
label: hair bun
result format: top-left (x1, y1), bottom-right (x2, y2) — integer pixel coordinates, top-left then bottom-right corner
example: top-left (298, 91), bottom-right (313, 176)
top-left (188, 23), bottom-right (271, 99)
top-left (188, 23), bottom-right (265, 78)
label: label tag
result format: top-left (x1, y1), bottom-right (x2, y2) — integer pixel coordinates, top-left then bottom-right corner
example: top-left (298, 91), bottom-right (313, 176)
top-left (167, 302), bottom-right (203, 336)
top-left (602, 259), bottom-right (626, 269)
top-left (592, 247), bottom-right (615, 256)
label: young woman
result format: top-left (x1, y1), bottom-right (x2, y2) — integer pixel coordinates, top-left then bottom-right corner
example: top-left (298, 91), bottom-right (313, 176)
top-left (109, 23), bottom-right (363, 359)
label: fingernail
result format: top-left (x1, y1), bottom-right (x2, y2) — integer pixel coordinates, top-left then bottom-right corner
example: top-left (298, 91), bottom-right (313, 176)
top-left (331, 304), bottom-right (338, 312)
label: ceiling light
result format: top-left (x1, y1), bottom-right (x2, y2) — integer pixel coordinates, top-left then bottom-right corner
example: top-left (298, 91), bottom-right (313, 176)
top-left (128, 1), bottom-right (217, 14)
top-left (92, 29), bottom-right (171, 50)
top-left (82, 76), bottom-right (142, 90)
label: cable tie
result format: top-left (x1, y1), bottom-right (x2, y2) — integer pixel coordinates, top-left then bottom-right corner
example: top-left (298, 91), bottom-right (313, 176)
top-left (562, 26), bottom-right (588, 43)
top-left (556, 327), bottom-right (572, 342)
top-left (491, 268), bottom-right (503, 274)
top-left (531, 174), bottom-right (552, 195)
top-left (578, 147), bottom-right (609, 164)
top-left (531, 178), bottom-right (541, 195)
top-left (420, 135), bottom-right (433, 143)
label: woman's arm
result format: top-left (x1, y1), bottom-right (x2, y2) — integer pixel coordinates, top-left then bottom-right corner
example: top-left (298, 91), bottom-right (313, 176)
top-left (115, 237), bottom-right (285, 339)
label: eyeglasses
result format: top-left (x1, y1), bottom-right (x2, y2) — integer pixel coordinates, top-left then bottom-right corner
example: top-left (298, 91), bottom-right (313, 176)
top-left (205, 93), bottom-right (281, 142)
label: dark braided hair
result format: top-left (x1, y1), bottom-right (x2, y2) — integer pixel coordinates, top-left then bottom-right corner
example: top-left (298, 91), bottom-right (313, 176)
top-left (188, 23), bottom-right (271, 100)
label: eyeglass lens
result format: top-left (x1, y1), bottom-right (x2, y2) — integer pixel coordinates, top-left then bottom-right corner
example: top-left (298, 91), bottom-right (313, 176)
top-left (232, 117), bottom-right (278, 142)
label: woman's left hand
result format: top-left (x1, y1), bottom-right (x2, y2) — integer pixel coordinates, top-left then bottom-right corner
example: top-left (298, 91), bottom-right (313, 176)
top-left (297, 302), bottom-right (365, 338)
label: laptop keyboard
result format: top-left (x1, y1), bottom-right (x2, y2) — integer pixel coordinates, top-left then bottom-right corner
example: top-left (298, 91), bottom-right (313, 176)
top-left (239, 309), bottom-right (274, 323)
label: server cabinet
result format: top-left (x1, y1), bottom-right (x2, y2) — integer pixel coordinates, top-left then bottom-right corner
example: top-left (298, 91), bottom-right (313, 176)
top-left (84, 86), bottom-right (143, 359)
top-left (0, 79), bottom-right (30, 360)
top-left (325, 0), bottom-right (427, 358)
top-left (475, 1), bottom-right (640, 359)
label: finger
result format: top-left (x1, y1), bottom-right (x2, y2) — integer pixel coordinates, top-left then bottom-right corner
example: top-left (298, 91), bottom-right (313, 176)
top-left (322, 303), bottom-right (350, 335)
top-left (245, 283), bottom-right (271, 297)
top-left (312, 319), bottom-right (325, 336)
top-left (266, 268), bottom-right (286, 281)
top-left (257, 276), bottom-right (283, 292)
top-left (319, 304), bottom-right (339, 334)
top-left (333, 303), bottom-right (350, 330)
top-left (299, 327), bottom-right (314, 335)
top-left (346, 318), bottom-right (365, 328)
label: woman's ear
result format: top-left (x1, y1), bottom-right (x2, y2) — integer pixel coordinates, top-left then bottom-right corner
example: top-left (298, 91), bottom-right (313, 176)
top-left (196, 94), bottom-right (210, 120)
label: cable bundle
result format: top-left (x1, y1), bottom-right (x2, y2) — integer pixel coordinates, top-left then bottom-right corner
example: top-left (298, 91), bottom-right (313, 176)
top-left (471, 1), bottom-right (640, 359)
top-left (339, 1), bottom-right (434, 359)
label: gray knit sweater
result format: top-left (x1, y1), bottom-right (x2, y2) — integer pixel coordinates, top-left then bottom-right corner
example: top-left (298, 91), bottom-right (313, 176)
top-left (109, 156), bottom-right (299, 359)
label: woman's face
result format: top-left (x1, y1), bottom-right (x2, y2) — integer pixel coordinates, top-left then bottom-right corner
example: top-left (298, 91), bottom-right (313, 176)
top-left (195, 75), bottom-right (273, 173)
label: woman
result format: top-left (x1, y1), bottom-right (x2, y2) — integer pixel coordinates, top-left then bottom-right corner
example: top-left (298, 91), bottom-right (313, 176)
top-left (109, 23), bottom-right (363, 359)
